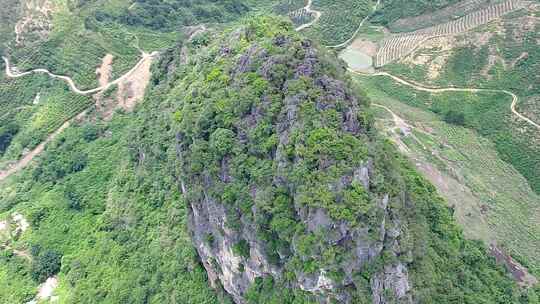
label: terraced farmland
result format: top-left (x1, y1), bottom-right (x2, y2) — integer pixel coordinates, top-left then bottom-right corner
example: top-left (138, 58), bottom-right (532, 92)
top-left (0, 72), bottom-right (92, 167)
top-left (387, 0), bottom-right (491, 32)
top-left (355, 74), bottom-right (540, 277)
top-left (375, 0), bottom-right (523, 67)
top-left (304, 0), bottom-right (372, 45)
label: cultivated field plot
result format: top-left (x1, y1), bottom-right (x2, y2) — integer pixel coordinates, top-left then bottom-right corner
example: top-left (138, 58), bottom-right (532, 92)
top-left (375, 0), bottom-right (522, 67)
top-left (7, 19), bottom-right (141, 90)
top-left (0, 73), bottom-right (92, 168)
top-left (273, 0), bottom-right (315, 27)
top-left (387, 0), bottom-right (496, 32)
top-left (355, 74), bottom-right (540, 277)
top-left (304, 0), bottom-right (372, 45)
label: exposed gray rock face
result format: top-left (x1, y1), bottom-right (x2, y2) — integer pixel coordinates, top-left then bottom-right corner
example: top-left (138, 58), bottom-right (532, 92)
top-left (187, 171), bottom-right (413, 303)
top-left (372, 263), bottom-right (412, 304)
top-left (179, 27), bottom-right (413, 304)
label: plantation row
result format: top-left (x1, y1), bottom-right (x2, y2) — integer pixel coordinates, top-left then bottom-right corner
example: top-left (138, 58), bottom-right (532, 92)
top-left (289, 8), bottom-right (315, 26)
top-left (0, 72), bottom-right (93, 162)
top-left (273, 0), bottom-right (307, 15)
top-left (305, 0), bottom-right (371, 45)
top-left (375, 35), bottom-right (429, 68)
top-left (375, 0), bottom-right (522, 67)
top-left (7, 17), bottom-right (142, 90)
top-left (388, 0), bottom-right (488, 32)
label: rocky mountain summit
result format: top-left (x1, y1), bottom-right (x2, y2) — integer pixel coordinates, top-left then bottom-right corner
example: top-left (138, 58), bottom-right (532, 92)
top-left (163, 17), bottom-right (523, 303)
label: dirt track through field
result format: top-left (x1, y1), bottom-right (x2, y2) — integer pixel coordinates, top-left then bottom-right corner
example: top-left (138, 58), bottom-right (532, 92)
top-left (0, 47), bottom-right (157, 182)
top-left (0, 52), bottom-right (154, 182)
top-left (294, 0), bottom-right (381, 48)
top-left (350, 69), bottom-right (540, 130)
top-left (0, 27), bottom-right (213, 183)
top-left (0, 111), bottom-right (84, 182)
top-left (2, 52), bottom-right (156, 95)
top-left (295, 0), bottom-right (322, 31)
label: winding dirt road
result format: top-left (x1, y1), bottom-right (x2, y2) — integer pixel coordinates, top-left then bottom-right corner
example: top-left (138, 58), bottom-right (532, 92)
top-left (294, 0), bottom-right (381, 49)
top-left (295, 0), bottom-right (322, 31)
top-left (0, 27), bottom-right (216, 183)
top-left (0, 49), bottom-right (157, 182)
top-left (350, 69), bottom-right (540, 130)
top-left (326, 0), bottom-right (381, 49)
top-left (2, 51), bottom-right (157, 95)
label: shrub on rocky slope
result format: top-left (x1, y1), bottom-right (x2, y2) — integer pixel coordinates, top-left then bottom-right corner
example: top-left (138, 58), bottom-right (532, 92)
top-left (163, 16), bottom-right (532, 303)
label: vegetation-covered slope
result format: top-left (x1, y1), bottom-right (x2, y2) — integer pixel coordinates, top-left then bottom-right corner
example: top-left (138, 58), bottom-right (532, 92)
top-left (356, 72), bottom-right (540, 280)
top-left (371, 0), bottom-right (462, 28)
top-left (168, 16), bottom-right (532, 303)
top-left (381, 7), bottom-right (540, 195)
top-left (0, 3), bottom-right (537, 304)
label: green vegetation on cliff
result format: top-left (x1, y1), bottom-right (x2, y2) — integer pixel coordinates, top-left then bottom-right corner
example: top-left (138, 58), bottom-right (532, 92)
top-left (0, 14), bottom-right (537, 304)
top-left (167, 16), bottom-right (533, 303)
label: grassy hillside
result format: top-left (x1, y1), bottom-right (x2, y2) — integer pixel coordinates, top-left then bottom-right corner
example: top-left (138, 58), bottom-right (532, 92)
top-left (355, 73), bottom-right (540, 278)
top-left (381, 9), bottom-right (540, 194)
top-left (0, 16), bottom-right (535, 303)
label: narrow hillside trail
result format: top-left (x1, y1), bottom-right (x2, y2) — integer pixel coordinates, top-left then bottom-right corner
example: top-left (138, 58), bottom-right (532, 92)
top-left (2, 51), bottom-right (157, 96)
top-left (295, 0), bottom-right (322, 31)
top-left (0, 27), bottom-right (213, 183)
top-left (294, 0), bottom-right (381, 48)
top-left (372, 103), bottom-right (432, 151)
top-left (326, 0), bottom-right (381, 49)
top-left (351, 69), bottom-right (540, 130)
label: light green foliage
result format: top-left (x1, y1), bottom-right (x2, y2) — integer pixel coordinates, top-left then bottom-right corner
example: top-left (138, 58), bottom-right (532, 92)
top-left (305, 0), bottom-right (372, 45)
top-left (233, 240), bottom-right (251, 259)
top-left (0, 78), bottom-right (222, 304)
top-left (0, 73), bottom-right (93, 166)
top-left (371, 0), bottom-right (461, 28)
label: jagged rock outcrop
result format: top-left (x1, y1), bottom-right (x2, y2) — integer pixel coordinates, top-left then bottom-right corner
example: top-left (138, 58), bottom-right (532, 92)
top-left (174, 17), bottom-right (413, 304)
top-left (166, 16), bottom-right (527, 304)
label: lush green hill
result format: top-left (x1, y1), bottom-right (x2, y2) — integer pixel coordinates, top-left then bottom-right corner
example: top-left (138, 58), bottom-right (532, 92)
top-left (1, 15), bottom-right (532, 304)
top-left (0, 1), bottom-right (538, 303)
top-left (381, 8), bottom-right (540, 195)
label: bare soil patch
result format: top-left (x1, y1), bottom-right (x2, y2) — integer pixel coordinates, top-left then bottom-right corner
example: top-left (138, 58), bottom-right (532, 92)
top-left (95, 54), bottom-right (114, 87)
top-left (116, 55), bottom-right (153, 113)
top-left (490, 245), bottom-right (538, 287)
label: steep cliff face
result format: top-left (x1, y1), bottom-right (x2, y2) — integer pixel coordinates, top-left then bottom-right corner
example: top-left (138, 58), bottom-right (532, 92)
top-left (163, 17), bottom-right (525, 304)
top-left (173, 18), bottom-right (412, 303)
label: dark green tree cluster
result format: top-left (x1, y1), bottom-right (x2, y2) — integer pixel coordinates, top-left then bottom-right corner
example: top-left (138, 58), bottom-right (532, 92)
top-left (90, 0), bottom-right (252, 31)
top-left (0, 14), bottom-right (536, 304)
top-left (166, 16), bottom-right (534, 303)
